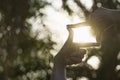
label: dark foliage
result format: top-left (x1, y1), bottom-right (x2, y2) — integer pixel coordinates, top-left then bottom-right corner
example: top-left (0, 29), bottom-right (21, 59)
top-left (0, 0), bottom-right (55, 80)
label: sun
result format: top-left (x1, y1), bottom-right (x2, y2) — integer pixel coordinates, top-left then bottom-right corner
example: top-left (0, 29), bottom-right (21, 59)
top-left (72, 26), bottom-right (96, 43)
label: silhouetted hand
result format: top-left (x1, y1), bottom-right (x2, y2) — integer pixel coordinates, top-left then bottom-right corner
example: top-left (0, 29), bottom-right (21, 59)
top-left (54, 27), bottom-right (86, 66)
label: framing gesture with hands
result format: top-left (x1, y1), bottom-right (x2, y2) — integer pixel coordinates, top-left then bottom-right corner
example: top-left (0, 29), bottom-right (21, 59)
top-left (50, 25), bottom-right (86, 80)
top-left (51, 7), bottom-right (120, 80)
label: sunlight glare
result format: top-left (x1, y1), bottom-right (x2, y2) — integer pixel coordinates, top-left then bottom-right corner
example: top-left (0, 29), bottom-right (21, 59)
top-left (72, 26), bottom-right (96, 43)
top-left (87, 56), bottom-right (100, 70)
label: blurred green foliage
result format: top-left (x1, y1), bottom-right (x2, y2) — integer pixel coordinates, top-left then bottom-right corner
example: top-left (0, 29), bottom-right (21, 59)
top-left (0, 0), bottom-right (55, 80)
top-left (0, 0), bottom-right (119, 80)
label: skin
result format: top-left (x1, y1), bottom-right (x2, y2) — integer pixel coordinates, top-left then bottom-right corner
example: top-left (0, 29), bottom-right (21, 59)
top-left (88, 7), bottom-right (120, 42)
top-left (50, 27), bottom-right (86, 80)
top-left (50, 7), bottom-right (120, 80)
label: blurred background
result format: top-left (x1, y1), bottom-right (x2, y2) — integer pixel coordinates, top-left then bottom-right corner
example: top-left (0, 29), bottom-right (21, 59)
top-left (0, 0), bottom-right (120, 80)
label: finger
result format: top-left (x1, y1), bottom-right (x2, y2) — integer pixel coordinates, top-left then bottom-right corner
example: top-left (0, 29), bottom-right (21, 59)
top-left (70, 49), bottom-right (86, 57)
top-left (67, 27), bottom-right (74, 43)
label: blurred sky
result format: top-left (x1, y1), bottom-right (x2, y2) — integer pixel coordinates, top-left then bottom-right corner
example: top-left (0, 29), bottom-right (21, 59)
top-left (29, 0), bottom-right (93, 52)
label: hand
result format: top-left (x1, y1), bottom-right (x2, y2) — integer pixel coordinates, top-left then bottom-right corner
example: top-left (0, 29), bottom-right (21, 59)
top-left (54, 27), bottom-right (86, 66)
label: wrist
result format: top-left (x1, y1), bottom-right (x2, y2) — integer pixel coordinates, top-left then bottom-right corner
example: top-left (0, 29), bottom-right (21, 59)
top-left (54, 54), bottom-right (66, 68)
top-left (51, 55), bottom-right (66, 80)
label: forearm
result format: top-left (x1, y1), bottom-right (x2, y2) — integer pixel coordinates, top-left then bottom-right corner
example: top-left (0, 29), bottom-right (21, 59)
top-left (51, 52), bottom-right (67, 80)
top-left (50, 31), bottom-right (86, 80)
top-left (51, 63), bottom-right (66, 80)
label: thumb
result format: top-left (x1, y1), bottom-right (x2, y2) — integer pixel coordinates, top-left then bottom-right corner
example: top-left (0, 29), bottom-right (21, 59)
top-left (67, 26), bottom-right (74, 43)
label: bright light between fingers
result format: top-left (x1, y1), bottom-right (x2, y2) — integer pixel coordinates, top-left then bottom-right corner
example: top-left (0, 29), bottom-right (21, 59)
top-left (87, 56), bottom-right (100, 70)
top-left (72, 26), bottom-right (96, 43)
